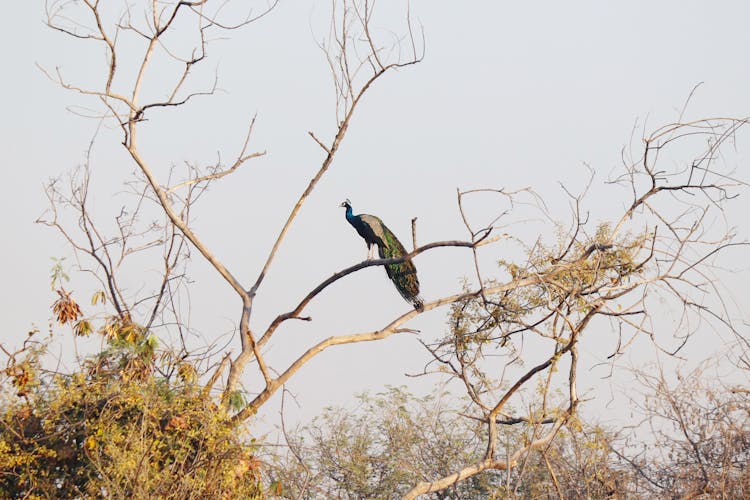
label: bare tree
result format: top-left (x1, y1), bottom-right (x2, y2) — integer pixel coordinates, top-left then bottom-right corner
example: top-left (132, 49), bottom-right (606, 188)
top-left (402, 115), bottom-right (748, 498)
top-left (37, 0), bottom-right (509, 422)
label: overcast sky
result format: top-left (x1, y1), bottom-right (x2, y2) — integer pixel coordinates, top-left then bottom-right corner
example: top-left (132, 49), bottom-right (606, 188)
top-left (3, 1), bottom-right (750, 429)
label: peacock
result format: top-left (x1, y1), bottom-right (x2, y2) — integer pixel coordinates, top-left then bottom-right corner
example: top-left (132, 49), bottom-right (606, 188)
top-left (340, 199), bottom-right (424, 311)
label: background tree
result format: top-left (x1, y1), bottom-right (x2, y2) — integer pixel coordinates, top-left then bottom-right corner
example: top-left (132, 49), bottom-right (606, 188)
top-left (613, 360), bottom-right (750, 498)
top-left (270, 360), bottom-right (750, 499)
top-left (268, 387), bottom-right (501, 498)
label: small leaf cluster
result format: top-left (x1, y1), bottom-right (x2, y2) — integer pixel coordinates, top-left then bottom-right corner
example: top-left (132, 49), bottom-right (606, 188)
top-left (449, 223), bottom-right (650, 352)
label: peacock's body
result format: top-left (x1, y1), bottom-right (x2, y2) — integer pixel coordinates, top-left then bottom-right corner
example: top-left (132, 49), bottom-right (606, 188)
top-left (341, 200), bottom-right (424, 311)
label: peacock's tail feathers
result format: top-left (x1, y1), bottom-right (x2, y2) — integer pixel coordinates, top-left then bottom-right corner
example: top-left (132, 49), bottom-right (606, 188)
top-left (411, 294), bottom-right (425, 312)
top-left (376, 224), bottom-right (422, 310)
top-left (377, 222), bottom-right (407, 256)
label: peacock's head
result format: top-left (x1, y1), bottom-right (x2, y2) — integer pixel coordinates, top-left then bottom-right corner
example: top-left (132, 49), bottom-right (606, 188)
top-left (340, 199), bottom-right (351, 209)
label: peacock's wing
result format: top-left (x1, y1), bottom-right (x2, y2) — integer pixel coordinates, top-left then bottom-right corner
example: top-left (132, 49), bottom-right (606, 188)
top-left (357, 214), bottom-right (387, 246)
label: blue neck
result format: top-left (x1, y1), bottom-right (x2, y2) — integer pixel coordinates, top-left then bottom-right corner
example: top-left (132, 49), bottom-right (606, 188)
top-left (345, 205), bottom-right (354, 220)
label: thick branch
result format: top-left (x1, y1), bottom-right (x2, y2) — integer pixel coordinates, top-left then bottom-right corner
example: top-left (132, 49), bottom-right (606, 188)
top-left (258, 239), bottom-right (477, 347)
top-left (233, 274), bottom-right (553, 423)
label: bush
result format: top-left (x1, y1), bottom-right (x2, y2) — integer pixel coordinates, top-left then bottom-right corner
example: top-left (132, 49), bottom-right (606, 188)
top-left (1, 298), bottom-right (263, 499)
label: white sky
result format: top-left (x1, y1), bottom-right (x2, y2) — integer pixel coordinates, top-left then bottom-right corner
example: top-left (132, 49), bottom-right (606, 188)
top-left (3, 1), bottom-right (750, 431)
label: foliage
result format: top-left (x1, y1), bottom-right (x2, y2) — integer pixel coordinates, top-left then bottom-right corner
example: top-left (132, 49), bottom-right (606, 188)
top-left (269, 374), bottom-right (750, 499)
top-left (268, 387), bottom-right (502, 499)
top-left (267, 385), bottom-right (626, 499)
top-left (510, 423), bottom-right (627, 498)
top-left (616, 364), bottom-right (750, 498)
top-left (0, 291), bottom-right (263, 499)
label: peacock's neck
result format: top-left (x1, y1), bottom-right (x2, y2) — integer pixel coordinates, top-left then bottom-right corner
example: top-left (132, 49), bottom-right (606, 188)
top-left (345, 205), bottom-right (354, 221)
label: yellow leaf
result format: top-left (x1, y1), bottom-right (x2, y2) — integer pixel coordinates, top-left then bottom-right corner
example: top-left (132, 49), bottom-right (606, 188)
top-left (91, 290), bottom-right (106, 306)
top-left (74, 320), bottom-right (93, 337)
